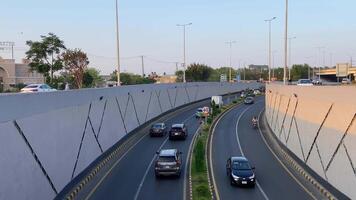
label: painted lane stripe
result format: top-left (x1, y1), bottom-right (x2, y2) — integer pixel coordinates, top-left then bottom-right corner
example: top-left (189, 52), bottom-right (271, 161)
top-left (235, 103), bottom-right (270, 200)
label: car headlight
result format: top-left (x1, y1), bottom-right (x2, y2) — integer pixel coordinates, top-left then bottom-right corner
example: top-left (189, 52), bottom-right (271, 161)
top-left (232, 174), bottom-right (239, 181)
top-left (249, 174), bottom-right (255, 179)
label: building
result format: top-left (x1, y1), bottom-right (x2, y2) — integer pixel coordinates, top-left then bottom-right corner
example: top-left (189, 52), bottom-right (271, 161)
top-left (248, 64), bottom-right (268, 71)
top-left (155, 75), bottom-right (177, 84)
top-left (0, 57), bottom-right (44, 90)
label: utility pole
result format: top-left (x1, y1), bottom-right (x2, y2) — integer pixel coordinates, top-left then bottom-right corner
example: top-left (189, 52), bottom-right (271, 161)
top-left (283, 0), bottom-right (289, 84)
top-left (177, 23), bottom-right (192, 83)
top-left (288, 36), bottom-right (296, 80)
top-left (115, 0), bottom-right (121, 86)
top-left (226, 41), bottom-right (237, 82)
top-left (265, 17), bottom-right (276, 83)
top-left (141, 55), bottom-right (145, 77)
top-left (316, 46), bottom-right (325, 81)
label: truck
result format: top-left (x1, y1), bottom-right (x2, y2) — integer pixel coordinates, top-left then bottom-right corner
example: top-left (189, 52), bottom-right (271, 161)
top-left (211, 96), bottom-right (223, 108)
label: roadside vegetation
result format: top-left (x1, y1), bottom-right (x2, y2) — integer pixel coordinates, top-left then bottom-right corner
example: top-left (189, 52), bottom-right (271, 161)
top-left (191, 99), bottom-right (241, 200)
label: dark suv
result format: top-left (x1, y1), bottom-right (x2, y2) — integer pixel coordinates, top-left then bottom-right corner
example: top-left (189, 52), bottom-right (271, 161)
top-left (169, 124), bottom-right (188, 140)
top-left (226, 156), bottom-right (256, 187)
top-left (149, 123), bottom-right (167, 137)
top-left (155, 149), bottom-right (182, 177)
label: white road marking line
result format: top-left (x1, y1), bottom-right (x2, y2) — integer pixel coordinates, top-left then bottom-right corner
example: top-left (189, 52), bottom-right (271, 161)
top-left (133, 137), bottom-right (169, 200)
top-left (235, 103), bottom-right (270, 200)
top-left (183, 126), bottom-right (201, 200)
top-left (257, 110), bottom-right (317, 200)
top-left (133, 113), bottom-right (196, 200)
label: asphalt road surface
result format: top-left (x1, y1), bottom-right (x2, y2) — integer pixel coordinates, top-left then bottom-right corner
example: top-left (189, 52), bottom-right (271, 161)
top-left (211, 97), bottom-right (316, 200)
top-left (82, 94), bottom-right (238, 200)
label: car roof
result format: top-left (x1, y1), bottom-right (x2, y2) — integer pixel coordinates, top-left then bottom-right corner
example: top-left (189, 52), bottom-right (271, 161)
top-left (231, 156), bottom-right (248, 162)
top-left (153, 123), bottom-right (164, 126)
top-left (172, 124), bottom-right (184, 128)
top-left (159, 149), bottom-right (177, 156)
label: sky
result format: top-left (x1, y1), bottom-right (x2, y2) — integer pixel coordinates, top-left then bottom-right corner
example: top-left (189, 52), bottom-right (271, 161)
top-left (1, 0), bottom-right (356, 75)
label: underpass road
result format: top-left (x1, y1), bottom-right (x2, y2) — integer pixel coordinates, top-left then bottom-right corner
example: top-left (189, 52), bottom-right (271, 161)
top-left (211, 97), bottom-right (315, 200)
top-left (84, 94), bottom-right (238, 200)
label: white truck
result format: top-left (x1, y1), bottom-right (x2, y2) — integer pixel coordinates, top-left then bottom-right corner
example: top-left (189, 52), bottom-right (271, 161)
top-left (211, 96), bottom-right (223, 108)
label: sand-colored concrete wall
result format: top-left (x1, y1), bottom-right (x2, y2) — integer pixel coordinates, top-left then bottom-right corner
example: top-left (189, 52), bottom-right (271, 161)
top-left (265, 84), bottom-right (356, 199)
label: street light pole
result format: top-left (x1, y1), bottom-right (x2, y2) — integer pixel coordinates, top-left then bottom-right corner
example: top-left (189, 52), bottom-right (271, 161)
top-left (177, 23), bottom-right (192, 83)
top-left (284, 0), bottom-right (288, 85)
top-left (265, 17), bottom-right (276, 83)
top-left (226, 41), bottom-right (237, 82)
top-left (316, 46), bottom-right (325, 81)
top-left (115, 0), bottom-right (121, 86)
top-left (288, 36), bottom-right (296, 80)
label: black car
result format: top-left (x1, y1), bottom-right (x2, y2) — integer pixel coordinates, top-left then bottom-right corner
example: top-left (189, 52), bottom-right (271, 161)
top-left (155, 149), bottom-right (182, 177)
top-left (226, 157), bottom-right (256, 187)
top-left (244, 97), bottom-right (254, 104)
top-left (150, 123), bottom-right (167, 137)
top-left (169, 124), bottom-right (188, 140)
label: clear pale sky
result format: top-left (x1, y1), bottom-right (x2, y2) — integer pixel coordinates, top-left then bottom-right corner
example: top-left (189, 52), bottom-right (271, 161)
top-left (1, 0), bottom-right (356, 75)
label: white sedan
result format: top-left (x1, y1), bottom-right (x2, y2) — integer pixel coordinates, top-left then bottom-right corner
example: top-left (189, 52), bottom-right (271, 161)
top-left (297, 79), bottom-right (313, 86)
top-left (20, 84), bottom-right (57, 93)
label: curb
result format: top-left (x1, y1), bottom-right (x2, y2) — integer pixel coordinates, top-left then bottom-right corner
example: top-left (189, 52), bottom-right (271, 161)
top-left (260, 110), bottom-right (338, 200)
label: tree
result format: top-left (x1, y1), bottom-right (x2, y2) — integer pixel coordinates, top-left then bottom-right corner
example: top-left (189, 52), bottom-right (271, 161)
top-left (175, 70), bottom-right (184, 82)
top-left (62, 49), bottom-right (89, 89)
top-left (26, 33), bottom-right (66, 84)
top-left (290, 64), bottom-right (310, 80)
top-left (110, 71), bottom-right (155, 85)
top-left (83, 68), bottom-right (103, 88)
top-left (185, 63), bottom-right (213, 82)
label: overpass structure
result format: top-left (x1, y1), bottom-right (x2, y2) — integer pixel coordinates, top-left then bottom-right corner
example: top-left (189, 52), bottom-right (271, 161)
top-left (266, 84), bottom-right (356, 199)
top-left (317, 67), bottom-right (356, 81)
top-left (0, 82), bottom-right (259, 200)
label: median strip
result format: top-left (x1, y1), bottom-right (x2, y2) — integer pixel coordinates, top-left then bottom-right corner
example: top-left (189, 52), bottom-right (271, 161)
top-left (189, 98), bottom-right (243, 200)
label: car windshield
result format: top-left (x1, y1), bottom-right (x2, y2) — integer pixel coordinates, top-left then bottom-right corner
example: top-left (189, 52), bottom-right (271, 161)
top-left (152, 124), bottom-right (162, 128)
top-left (158, 156), bottom-right (175, 162)
top-left (24, 85), bottom-right (38, 89)
top-left (300, 80), bottom-right (311, 84)
top-left (232, 161), bottom-right (251, 170)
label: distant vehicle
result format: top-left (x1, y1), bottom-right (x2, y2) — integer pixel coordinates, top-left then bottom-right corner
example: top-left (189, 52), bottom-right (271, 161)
top-left (240, 92), bottom-right (246, 98)
top-left (297, 79), bottom-right (313, 86)
top-left (169, 124), bottom-right (188, 140)
top-left (341, 78), bottom-right (351, 84)
top-left (150, 123), bottom-right (167, 137)
top-left (20, 84), bottom-right (57, 93)
top-left (155, 149), bottom-right (182, 178)
top-left (195, 108), bottom-right (204, 118)
top-left (244, 97), bottom-right (254, 104)
top-left (312, 79), bottom-right (322, 85)
top-left (226, 156), bottom-right (256, 187)
top-left (253, 89), bottom-right (261, 95)
top-left (211, 96), bottom-right (223, 107)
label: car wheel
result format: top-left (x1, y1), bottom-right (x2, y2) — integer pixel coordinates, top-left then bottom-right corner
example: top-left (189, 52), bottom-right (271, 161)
top-left (155, 173), bottom-right (160, 178)
top-left (230, 178), bottom-right (235, 186)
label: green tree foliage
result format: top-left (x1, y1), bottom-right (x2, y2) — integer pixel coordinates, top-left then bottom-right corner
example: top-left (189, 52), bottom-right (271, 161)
top-left (290, 64), bottom-right (310, 80)
top-left (185, 63), bottom-right (213, 82)
top-left (83, 68), bottom-right (103, 88)
top-left (110, 71), bottom-right (155, 85)
top-left (26, 33), bottom-right (66, 84)
top-left (175, 70), bottom-right (184, 82)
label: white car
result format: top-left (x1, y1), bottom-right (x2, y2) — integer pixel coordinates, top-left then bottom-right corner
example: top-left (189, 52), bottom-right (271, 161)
top-left (341, 78), bottom-right (351, 84)
top-left (253, 89), bottom-right (261, 95)
top-left (297, 79), bottom-right (313, 86)
top-left (20, 84), bottom-right (57, 93)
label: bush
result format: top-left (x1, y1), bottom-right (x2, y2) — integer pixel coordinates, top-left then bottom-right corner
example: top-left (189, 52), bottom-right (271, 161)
top-left (233, 100), bottom-right (237, 104)
top-left (194, 139), bottom-right (205, 173)
top-left (196, 184), bottom-right (210, 198)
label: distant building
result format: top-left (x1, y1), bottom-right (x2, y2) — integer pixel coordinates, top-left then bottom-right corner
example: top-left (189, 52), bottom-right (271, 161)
top-left (155, 75), bottom-right (177, 84)
top-left (248, 64), bottom-right (268, 71)
top-left (0, 57), bottom-right (44, 90)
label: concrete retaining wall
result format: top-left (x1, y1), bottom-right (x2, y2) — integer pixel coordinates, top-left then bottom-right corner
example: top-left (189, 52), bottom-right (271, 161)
top-left (0, 82), bottom-right (259, 200)
top-left (265, 84), bottom-right (356, 199)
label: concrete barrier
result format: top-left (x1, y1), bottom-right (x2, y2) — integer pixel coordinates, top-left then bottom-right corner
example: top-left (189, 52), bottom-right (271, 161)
top-left (0, 82), bottom-right (259, 200)
top-left (265, 84), bottom-right (356, 199)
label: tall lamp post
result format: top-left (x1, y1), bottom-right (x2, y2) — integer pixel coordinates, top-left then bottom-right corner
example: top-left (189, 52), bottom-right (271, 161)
top-left (288, 36), bottom-right (296, 80)
top-left (177, 23), bottom-right (192, 83)
top-left (115, 0), bottom-right (121, 86)
top-left (226, 41), bottom-right (237, 82)
top-left (316, 46), bottom-right (325, 81)
top-left (284, 0), bottom-right (289, 85)
top-left (265, 17), bottom-right (276, 83)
